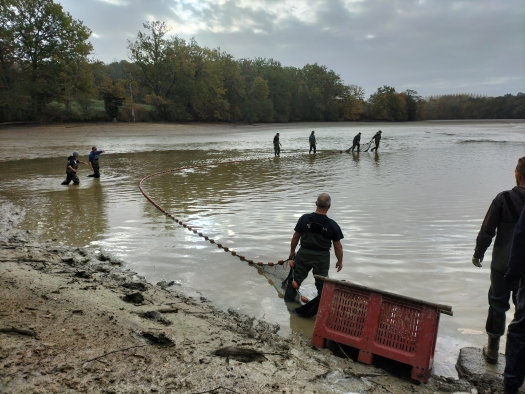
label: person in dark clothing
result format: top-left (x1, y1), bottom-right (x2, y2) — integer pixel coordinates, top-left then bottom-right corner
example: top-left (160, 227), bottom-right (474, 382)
top-left (503, 207), bottom-right (525, 394)
top-left (88, 146), bottom-right (105, 178)
top-left (350, 132), bottom-right (361, 152)
top-left (273, 133), bottom-right (282, 156)
top-left (285, 193), bottom-right (343, 303)
top-left (309, 131), bottom-right (316, 154)
top-left (61, 151), bottom-right (89, 185)
top-left (473, 156), bottom-right (525, 363)
top-left (370, 130), bottom-right (382, 152)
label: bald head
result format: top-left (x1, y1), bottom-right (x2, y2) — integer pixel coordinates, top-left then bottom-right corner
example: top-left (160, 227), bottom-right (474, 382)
top-left (316, 193), bottom-right (331, 209)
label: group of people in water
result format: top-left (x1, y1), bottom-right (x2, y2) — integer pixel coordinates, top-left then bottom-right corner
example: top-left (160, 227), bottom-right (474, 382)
top-left (61, 146), bottom-right (105, 185)
top-left (272, 130), bottom-right (383, 156)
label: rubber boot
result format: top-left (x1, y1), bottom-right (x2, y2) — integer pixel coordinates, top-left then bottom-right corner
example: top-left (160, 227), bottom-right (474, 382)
top-left (483, 336), bottom-right (500, 364)
top-left (294, 295), bottom-right (320, 318)
top-left (283, 284), bottom-right (298, 303)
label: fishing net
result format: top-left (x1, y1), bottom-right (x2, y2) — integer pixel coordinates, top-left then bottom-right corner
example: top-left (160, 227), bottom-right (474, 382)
top-left (359, 140), bottom-right (373, 152)
top-left (254, 260), bottom-right (307, 304)
top-left (345, 140), bottom-right (373, 153)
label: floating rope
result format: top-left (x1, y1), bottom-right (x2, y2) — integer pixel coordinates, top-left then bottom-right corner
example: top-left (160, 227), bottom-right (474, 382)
top-left (138, 160), bottom-right (290, 269)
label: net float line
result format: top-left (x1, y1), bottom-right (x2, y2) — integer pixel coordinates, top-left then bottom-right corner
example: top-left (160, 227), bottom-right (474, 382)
top-left (138, 160), bottom-right (291, 269)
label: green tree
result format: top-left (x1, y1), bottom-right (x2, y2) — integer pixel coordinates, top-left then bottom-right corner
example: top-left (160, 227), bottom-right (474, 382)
top-left (369, 86), bottom-right (405, 121)
top-left (99, 77), bottom-right (125, 120)
top-left (0, 0), bottom-right (92, 119)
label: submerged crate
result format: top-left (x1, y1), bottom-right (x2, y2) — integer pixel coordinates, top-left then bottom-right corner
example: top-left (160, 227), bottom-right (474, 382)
top-left (311, 276), bottom-right (453, 383)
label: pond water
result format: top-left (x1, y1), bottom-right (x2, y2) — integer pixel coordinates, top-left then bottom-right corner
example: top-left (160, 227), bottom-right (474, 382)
top-left (1, 120), bottom-right (524, 378)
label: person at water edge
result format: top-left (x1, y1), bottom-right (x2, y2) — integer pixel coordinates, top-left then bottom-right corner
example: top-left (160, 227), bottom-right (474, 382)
top-left (61, 151), bottom-right (89, 185)
top-left (273, 133), bottom-right (282, 156)
top-left (285, 193), bottom-right (343, 303)
top-left (472, 156), bottom-right (525, 364)
top-left (309, 131), bottom-right (316, 154)
top-left (88, 146), bottom-right (105, 178)
top-left (350, 132), bottom-right (361, 152)
top-left (503, 207), bottom-right (525, 394)
top-left (370, 130), bottom-right (382, 152)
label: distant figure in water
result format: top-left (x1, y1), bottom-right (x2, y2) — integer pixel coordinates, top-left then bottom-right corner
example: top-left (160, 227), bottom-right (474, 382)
top-left (350, 132), bottom-right (361, 152)
top-left (472, 156), bottom-right (525, 364)
top-left (273, 133), bottom-right (282, 156)
top-left (370, 130), bottom-right (382, 152)
top-left (503, 204), bottom-right (525, 394)
top-left (61, 151), bottom-right (89, 186)
top-left (309, 131), bottom-right (316, 154)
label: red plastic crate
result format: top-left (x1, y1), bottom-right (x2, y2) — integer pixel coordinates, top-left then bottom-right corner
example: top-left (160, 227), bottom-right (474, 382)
top-left (311, 276), bottom-right (453, 383)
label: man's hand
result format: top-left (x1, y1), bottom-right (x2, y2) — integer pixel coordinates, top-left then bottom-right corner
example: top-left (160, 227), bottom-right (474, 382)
top-left (472, 256), bottom-right (483, 268)
top-left (335, 261), bottom-right (342, 272)
top-left (289, 252), bottom-right (296, 260)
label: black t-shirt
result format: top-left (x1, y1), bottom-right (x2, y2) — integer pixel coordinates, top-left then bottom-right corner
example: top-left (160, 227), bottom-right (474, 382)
top-left (294, 213), bottom-right (344, 242)
top-left (273, 136), bottom-right (279, 145)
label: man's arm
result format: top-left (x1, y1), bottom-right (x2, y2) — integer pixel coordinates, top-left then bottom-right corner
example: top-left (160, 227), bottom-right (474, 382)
top-left (289, 231), bottom-right (300, 260)
top-left (473, 197), bottom-right (502, 263)
top-left (333, 240), bottom-right (343, 272)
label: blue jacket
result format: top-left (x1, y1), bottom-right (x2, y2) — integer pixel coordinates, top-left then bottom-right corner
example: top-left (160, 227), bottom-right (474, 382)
top-left (508, 208), bottom-right (525, 276)
top-left (89, 150), bottom-right (103, 164)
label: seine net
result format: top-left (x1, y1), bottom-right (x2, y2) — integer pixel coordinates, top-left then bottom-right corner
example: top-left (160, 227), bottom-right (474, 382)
top-left (253, 261), bottom-right (305, 303)
top-left (359, 140), bottom-right (373, 152)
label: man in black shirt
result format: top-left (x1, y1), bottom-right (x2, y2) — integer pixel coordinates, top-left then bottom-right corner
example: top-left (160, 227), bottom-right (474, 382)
top-left (285, 193), bottom-right (343, 302)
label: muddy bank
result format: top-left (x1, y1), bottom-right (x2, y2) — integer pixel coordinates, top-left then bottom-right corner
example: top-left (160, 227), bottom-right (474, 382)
top-left (0, 200), bottom-right (478, 393)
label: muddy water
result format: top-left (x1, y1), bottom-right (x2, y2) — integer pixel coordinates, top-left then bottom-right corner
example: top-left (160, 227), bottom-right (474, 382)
top-left (1, 120), bottom-right (524, 377)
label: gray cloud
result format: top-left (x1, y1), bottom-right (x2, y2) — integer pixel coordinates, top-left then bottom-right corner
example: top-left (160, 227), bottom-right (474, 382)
top-left (59, 0), bottom-right (524, 98)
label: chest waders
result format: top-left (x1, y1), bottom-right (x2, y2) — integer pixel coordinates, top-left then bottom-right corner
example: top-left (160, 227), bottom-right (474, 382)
top-left (62, 159), bottom-right (80, 185)
top-left (284, 216), bottom-right (331, 303)
top-left (92, 155), bottom-right (101, 178)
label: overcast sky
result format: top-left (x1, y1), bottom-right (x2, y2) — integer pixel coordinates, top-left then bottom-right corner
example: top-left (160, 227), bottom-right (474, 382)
top-left (58, 0), bottom-right (524, 99)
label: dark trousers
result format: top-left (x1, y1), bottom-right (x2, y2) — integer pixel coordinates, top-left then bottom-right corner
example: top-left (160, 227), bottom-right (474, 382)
top-left (504, 281), bottom-right (525, 394)
top-left (350, 143), bottom-right (360, 152)
top-left (370, 141), bottom-right (380, 151)
top-left (309, 143), bottom-right (316, 153)
top-left (90, 164), bottom-right (100, 178)
top-left (486, 269), bottom-right (513, 338)
top-left (274, 145), bottom-right (280, 156)
top-left (62, 172), bottom-right (79, 185)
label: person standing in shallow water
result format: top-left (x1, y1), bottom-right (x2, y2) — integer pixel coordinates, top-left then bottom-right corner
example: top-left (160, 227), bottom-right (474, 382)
top-left (370, 130), bottom-right (382, 152)
top-left (472, 157), bottom-right (525, 364)
top-left (503, 206), bottom-right (525, 394)
top-left (88, 146), bottom-right (105, 178)
top-left (285, 193), bottom-right (343, 303)
top-left (61, 151), bottom-right (89, 185)
top-left (350, 132), bottom-right (361, 152)
top-left (309, 131), bottom-right (316, 154)
top-left (273, 133), bottom-right (282, 156)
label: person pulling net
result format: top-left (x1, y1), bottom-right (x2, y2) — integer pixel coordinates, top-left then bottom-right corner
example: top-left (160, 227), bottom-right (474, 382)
top-left (284, 193), bottom-right (344, 317)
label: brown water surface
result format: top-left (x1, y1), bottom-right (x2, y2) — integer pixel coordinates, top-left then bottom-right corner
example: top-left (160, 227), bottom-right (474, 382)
top-left (1, 120), bottom-right (524, 377)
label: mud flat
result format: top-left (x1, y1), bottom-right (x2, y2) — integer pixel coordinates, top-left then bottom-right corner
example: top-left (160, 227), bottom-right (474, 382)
top-left (0, 199), bottom-right (479, 393)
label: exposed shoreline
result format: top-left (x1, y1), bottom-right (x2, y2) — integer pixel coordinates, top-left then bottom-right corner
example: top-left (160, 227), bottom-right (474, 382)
top-left (0, 200), bottom-right (479, 393)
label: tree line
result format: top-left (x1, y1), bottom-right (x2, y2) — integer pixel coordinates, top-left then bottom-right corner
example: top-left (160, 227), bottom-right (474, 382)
top-left (1, 0), bottom-right (523, 124)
